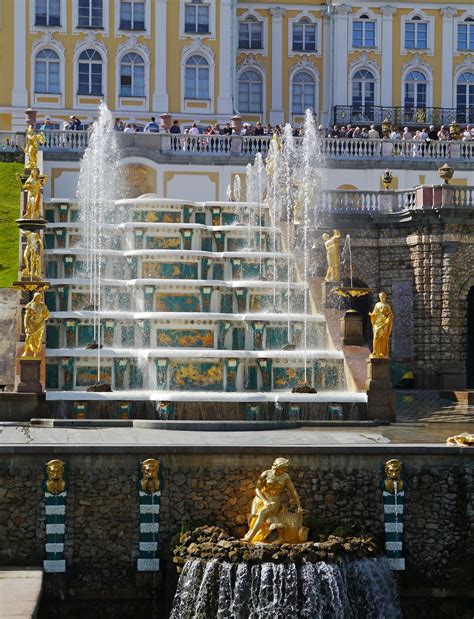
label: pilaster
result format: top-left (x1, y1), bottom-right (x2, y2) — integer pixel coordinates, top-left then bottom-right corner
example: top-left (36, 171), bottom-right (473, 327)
top-left (441, 8), bottom-right (457, 109)
top-left (381, 7), bottom-right (396, 107)
top-left (269, 7), bottom-right (286, 125)
top-left (152, 0), bottom-right (169, 112)
top-left (333, 4), bottom-right (351, 107)
top-left (11, 0), bottom-right (29, 116)
top-left (217, 0), bottom-right (234, 114)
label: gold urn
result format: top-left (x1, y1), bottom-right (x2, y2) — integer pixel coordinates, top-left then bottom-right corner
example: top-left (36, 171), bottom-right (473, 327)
top-left (438, 163), bottom-right (454, 184)
top-left (449, 121), bottom-right (460, 140)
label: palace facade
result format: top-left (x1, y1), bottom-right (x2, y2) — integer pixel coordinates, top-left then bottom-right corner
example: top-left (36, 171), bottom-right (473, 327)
top-left (0, 0), bottom-right (473, 130)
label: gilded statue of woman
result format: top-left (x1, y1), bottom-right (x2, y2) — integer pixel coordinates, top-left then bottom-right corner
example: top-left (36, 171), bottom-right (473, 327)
top-left (17, 168), bottom-right (48, 219)
top-left (24, 125), bottom-right (45, 170)
top-left (21, 230), bottom-right (44, 279)
top-left (369, 292), bottom-right (393, 358)
top-left (243, 457), bottom-right (308, 544)
top-left (322, 230), bottom-right (341, 282)
top-left (23, 292), bottom-right (50, 358)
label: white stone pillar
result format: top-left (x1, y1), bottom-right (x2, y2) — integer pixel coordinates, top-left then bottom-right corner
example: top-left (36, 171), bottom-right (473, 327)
top-left (380, 6), bottom-right (396, 107)
top-left (152, 0), bottom-right (169, 112)
top-left (269, 7), bottom-right (286, 125)
top-left (321, 12), bottom-right (331, 127)
top-left (333, 4), bottom-right (351, 108)
top-left (11, 0), bottom-right (28, 115)
top-left (441, 7), bottom-right (457, 109)
top-left (217, 0), bottom-right (234, 114)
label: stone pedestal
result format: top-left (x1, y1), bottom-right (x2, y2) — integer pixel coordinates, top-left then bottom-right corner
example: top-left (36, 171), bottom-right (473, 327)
top-left (17, 358), bottom-right (43, 394)
top-left (340, 310), bottom-right (364, 346)
top-left (365, 357), bottom-right (395, 421)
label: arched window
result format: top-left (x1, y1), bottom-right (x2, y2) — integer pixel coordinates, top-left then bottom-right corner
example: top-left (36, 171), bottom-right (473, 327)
top-left (352, 14), bottom-right (375, 48)
top-left (292, 71), bottom-right (315, 114)
top-left (404, 70), bottom-right (427, 111)
top-left (456, 72), bottom-right (474, 123)
top-left (239, 16), bottom-right (263, 50)
top-left (120, 52), bottom-right (145, 97)
top-left (352, 69), bottom-right (375, 114)
top-left (184, 55), bottom-right (209, 99)
top-left (293, 17), bottom-right (316, 52)
top-left (78, 49), bottom-right (103, 95)
top-left (238, 70), bottom-right (263, 113)
top-left (457, 17), bottom-right (474, 51)
top-left (35, 49), bottom-right (60, 94)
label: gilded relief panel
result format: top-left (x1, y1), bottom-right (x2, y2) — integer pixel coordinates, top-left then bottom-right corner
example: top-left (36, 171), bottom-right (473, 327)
top-left (170, 362), bottom-right (223, 391)
top-left (156, 329), bottom-right (214, 348)
top-left (155, 293), bottom-right (200, 312)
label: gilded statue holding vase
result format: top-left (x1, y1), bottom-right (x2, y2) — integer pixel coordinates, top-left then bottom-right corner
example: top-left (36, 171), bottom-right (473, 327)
top-left (17, 168), bottom-right (48, 220)
top-left (369, 292), bottom-right (393, 358)
top-left (22, 292), bottom-right (50, 358)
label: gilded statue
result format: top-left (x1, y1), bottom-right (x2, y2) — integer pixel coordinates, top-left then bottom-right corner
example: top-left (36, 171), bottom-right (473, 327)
top-left (322, 230), bottom-right (341, 282)
top-left (17, 168), bottom-right (48, 219)
top-left (384, 459), bottom-right (404, 494)
top-left (22, 292), bottom-right (50, 358)
top-left (24, 125), bottom-right (45, 170)
top-left (369, 292), bottom-right (393, 358)
top-left (45, 459), bottom-right (66, 494)
top-left (21, 230), bottom-right (44, 279)
top-left (140, 458), bottom-right (161, 494)
top-left (243, 457), bottom-right (308, 544)
top-left (447, 432), bottom-right (474, 447)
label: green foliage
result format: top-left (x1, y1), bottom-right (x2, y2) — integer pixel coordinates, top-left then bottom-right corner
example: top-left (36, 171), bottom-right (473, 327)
top-left (0, 162), bottom-right (22, 287)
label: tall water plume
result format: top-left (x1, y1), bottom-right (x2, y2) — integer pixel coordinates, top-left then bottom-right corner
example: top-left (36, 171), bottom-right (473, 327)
top-left (77, 103), bottom-right (120, 381)
top-left (281, 124), bottom-right (296, 339)
top-left (266, 137), bottom-right (282, 309)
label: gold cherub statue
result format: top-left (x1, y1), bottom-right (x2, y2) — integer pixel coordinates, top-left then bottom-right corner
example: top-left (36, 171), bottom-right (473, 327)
top-left (322, 230), bottom-right (341, 282)
top-left (384, 458), bottom-right (404, 494)
top-left (24, 125), bottom-right (46, 170)
top-left (243, 457), bottom-right (308, 544)
top-left (446, 433), bottom-right (474, 447)
top-left (22, 292), bottom-right (50, 358)
top-left (140, 458), bottom-right (161, 494)
top-left (46, 459), bottom-right (65, 494)
top-left (369, 292), bottom-right (393, 358)
top-left (17, 167), bottom-right (48, 220)
top-left (21, 230), bottom-right (44, 279)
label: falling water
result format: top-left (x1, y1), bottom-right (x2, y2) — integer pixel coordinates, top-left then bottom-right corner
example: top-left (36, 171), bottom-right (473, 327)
top-left (246, 163), bottom-right (255, 248)
top-left (266, 137), bottom-right (282, 309)
top-left (170, 557), bottom-right (401, 618)
top-left (78, 103), bottom-right (120, 381)
top-left (281, 124), bottom-right (296, 340)
top-left (233, 174), bottom-right (241, 225)
top-left (342, 234), bottom-right (353, 288)
top-left (254, 153), bottom-right (266, 274)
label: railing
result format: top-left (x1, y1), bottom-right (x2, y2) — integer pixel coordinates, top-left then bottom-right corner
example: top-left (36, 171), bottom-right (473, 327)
top-left (451, 186), bottom-right (474, 208)
top-left (4, 129), bottom-right (474, 162)
top-left (318, 189), bottom-right (416, 213)
top-left (334, 105), bottom-right (474, 126)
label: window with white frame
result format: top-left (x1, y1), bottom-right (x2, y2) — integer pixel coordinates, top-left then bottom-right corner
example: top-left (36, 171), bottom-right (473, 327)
top-left (352, 69), bottom-right (375, 113)
top-left (120, 52), bottom-right (145, 97)
top-left (78, 0), bottom-right (103, 28)
top-left (404, 70), bottom-right (427, 110)
top-left (120, 0), bottom-right (145, 30)
top-left (184, 55), bottom-right (209, 99)
top-left (404, 16), bottom-right (428, 50)
top-left (239, 16), bottom-right (263, 50)
top-left (35, 0), bottom-right (61, 27)
top-left (456, 72), bottom-right (474, 122)
top-left (458, 18), bottom-right (474, 51)
top-left (292, 71), bottom-right (315, 114)
top-left (78, 49), bottom-right (103, 95)
top-left (35, 49), bottom-right (60, 93)
top-left (238, 70), bottom-right (263, 113)
top-left (184, 0), bottom-right (210, 34)
top-left (292, 17), bottom-right (316, 52)
top-left (352, 14), bottom-right (375, 48)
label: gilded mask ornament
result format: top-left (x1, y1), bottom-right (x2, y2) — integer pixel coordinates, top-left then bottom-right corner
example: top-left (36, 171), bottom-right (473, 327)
top-left (384, 458), bottom-right (404, 494)
top-left (140, 458), bottom-right (161, 494)
top-left (46, 459), bottom-right (66, 494)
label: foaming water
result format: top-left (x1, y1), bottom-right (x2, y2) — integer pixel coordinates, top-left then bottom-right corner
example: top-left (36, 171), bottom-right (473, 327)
top-left (170, 557), bottom-right (401, 618)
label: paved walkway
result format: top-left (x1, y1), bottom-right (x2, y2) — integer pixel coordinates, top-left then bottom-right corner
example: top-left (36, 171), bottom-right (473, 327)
top-left (0, 568), bottom-right (43, 618)
top-left (395, 390), bottom-right (474, 423)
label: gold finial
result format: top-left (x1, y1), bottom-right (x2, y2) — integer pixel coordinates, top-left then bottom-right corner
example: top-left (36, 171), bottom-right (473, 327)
top-left (384, 458), bottom-right (403, 494)
top-left (242, 457), bottom-right (308, 544)
top-left (46, 459), bottom-right (65, 494)
top-left (140, 458), bottom-right (161, 494)
top-left (369, 292), bottom-right (393, 359)
top-left (22, 292), bottom-right (50, 358)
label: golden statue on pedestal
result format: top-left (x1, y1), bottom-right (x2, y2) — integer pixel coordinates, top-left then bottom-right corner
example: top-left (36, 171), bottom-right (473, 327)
top-left (17, 168), bottom-right (48, 220)
top-left (21, 230), bottom-right (44, 279)
top-left (46, 459), bottom-right (65, 494)
top-left (243, 457), bottom-right (308, 544)
top-left (24, 125), bottom-right (45, 170)
top-left (140, 458), bottom-right (161, 494)
top-left (22, 292), bottom-right (50, 358)
top-left (384, 459), bottom-right (404, 493)
top-left (322, 230), bottom-right (341, 282)
top-left (369, 292), bottom-right (393, 358)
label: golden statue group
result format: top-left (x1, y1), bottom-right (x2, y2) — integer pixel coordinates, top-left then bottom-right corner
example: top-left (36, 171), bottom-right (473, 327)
top-left (243, 458), bottom-right (308, 544)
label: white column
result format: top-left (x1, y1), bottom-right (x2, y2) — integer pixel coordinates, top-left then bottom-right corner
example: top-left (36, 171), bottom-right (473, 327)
top-left (321, 12), bottom-right (331, 127)
top-left (380, 6), bottom-right (396, 107)
top-left (269, 7), bottom-right (286, 125)
top-left (152, 0), bottom-right (169, 112)
top-left (333, 4), bottom-right (350, 108)
top-left (11, 0), bottom-right (28, 110)
top-left (217, 0), bottom-right (234, 114)
top-left (441, 7), bottom-right (456, 109)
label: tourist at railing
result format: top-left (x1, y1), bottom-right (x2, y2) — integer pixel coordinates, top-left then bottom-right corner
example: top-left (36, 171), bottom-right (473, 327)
top-left (143, 116), bottom-right (160, 133)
